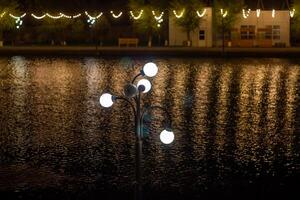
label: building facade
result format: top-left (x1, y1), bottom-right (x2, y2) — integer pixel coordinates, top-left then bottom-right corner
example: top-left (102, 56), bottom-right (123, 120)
top-left (169, 9), bottom-right (290, 48)
top-left (169, 7), bottom-right (213, 47)
top-left (230, 10), bottom-right (290, 47)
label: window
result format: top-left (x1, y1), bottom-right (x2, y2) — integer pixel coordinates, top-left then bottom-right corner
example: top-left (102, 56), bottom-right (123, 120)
top-left (265, 26), bottom-right (272, 39)
top-left (265, 25), bottom-right (280, 40)
top-left (199, 30), bottom-right (205, 40)
top-left (273, 25), bottom-right (280, 40)
top-left (240, 25), bottom-right (255, 40)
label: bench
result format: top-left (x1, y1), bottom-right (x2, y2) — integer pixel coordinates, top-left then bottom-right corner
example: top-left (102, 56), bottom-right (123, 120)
top-left (118, 38), bottom-right (139, 47)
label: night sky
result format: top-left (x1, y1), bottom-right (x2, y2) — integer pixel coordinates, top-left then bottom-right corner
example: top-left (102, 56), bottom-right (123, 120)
top-left (18, 0), bottom-right (294, 11)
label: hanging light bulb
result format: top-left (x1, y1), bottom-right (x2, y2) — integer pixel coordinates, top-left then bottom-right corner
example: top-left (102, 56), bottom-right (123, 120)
top-left (196, 9), bottom-right (207, 18)
top-left (173, 10), bottom-right (184, 18)
top-left (290, 9), bottom-right (295, 18)
top-left (220, 9), bottom-right (228, 18)
top-left (129, 10), bottom-right (143, 20)
top-left (152, 11), bottom-right (164, 20)
top-left (9, 13), bottom-right (26, 28)
top-left (242, 9), bottom-right (251, 19)
top-left (0, 12), bottom-right (6, 18)
top-left (256, 9), bottom-right (261, 18)
top-left (110, 11), bottom-right (123, 19)
top-left (72, 13), bottom-right (82, 18)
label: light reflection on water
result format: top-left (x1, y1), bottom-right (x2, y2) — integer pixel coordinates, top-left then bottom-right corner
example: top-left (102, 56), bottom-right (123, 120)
top-left (0, 56), bottom-right (299, 199)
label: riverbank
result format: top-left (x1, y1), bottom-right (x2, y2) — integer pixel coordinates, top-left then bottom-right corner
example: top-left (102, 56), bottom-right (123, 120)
top-left (0, 46), bottom-right (300, 57)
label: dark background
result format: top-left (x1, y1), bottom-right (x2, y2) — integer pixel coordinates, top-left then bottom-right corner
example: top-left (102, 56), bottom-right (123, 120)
top-left (16, 0), bottom-right (294, 11)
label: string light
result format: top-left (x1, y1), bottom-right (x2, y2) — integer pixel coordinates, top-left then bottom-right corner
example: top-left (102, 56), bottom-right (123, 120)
top-left (110, 11), bottom-right (123, 18)
top-left (32, 13), bottom-right (82, 19)
top-left (46, 13), bottom-right (63, 19)
top-left (196, 9), bottom-right (207, 18)
top-left (256, 9), bottom-right (261, 17)
top-left (173, 10), bottom-right (184, 18)
top-left (9, 13), bottom-right (26, 29)
top-left (129, 10), bottom-right (143, 20)
top-left (0, 12), bottom-right (6, 18)
top-left (0, 8), bottom-right (295, 26)
top-left (85, 11), bottom-right (103, 27)
top-left (130, 10), bottom-right (143, 20)
top-left (84, 11), bottom-right (103, 19)
top-left (16, 19), bottom-right (23, 29)
top-left (72, 13), bottom-right (81, 18)
top-left (152, 11), bottom-right (164, 28)
top-left (9, 13), bottom-right (26, 19)
top-left (31, 14), bottom-right (46, 19)
top-left (60, 13), bottom-right (72, 19)
top-left (290, 9), bottom-right (295, 18)
top-left (242, 9), bottom-right (251, 19)
top-left (152, 11), bottom-right (164, 20)
top-left (220, 9), bottom-right (227, 18)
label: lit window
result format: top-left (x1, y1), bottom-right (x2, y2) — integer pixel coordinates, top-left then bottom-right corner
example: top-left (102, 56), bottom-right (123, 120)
top-left (240, 25), bottom-right (255, 40)
top-left (265, 25), bottom-right (280, 40)
top-left (199, 30), bottom-right (205, 40)
top-left (273, 25), bottom-right (280, 40)
top-left (265, 26), bottom-right (272, 39)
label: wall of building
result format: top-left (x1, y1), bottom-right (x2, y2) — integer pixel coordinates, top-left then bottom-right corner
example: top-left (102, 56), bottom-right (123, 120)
top-left (169, 7), bottom-right (213, 47)
top-left (232, 10), bottom-right (290, 47)
top-left (169, 8), bottom-right (291, 48)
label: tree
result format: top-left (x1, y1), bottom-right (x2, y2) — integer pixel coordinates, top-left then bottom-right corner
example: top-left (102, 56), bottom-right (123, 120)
top-left (291, 0), bottom-right (300, 45)
top-left (0, 0), bottom-right (19, 44)
top-left (170, 0), bottom-right (205, 46)
top-left (92, 15), bottom-right (111, 46)
top-left (31, 0), bottom-right (85, 45)
top-left (212, 0), bottom-right (244, 46)
top-left (128, 0), bottom-right (164, 47)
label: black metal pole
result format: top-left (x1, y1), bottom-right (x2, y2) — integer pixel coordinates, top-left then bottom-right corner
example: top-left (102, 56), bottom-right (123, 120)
top-left (222, 17), bottom-right (225, 54)
top-left (135, 93), bottom-right (143, 200)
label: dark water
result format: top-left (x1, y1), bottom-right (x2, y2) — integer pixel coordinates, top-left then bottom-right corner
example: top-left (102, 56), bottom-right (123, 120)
top-left (0, 56), bottom-right (299, 200)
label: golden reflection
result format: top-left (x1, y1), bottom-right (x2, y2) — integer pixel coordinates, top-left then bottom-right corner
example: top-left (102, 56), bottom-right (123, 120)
top-left (150, 59), bottom-right (169, 105)
top-left (265, 65), bottom-right (283, 162)
top-left (31, 59), bottom-right (80, 149)
top-left (236, 65), bottom-right (267, 164)
top-left (162, 59), bottom-right (189, 164)
top-left (82, 58), bottom-right (107, 145)
top-left (193, 63), bottom-right (214, 160)
top-left (215, 66), bottom-right (233, 156)
top-left (283, 66), bottom-right (299, 158)
top-left (84, 58), bottom-right (106, 95)
top-left (107, 58), bottom-right (135, 148)
top-left (8, 56), bottom-right (28, 157)
top-left (0, 57), bottom-right (299, 188)
top-left (143, 59), bottom-right (171, 170)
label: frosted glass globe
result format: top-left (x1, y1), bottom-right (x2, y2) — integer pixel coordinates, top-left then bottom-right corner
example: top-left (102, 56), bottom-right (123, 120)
top-left (160, 129), bottom-right (174, 144)
top-left (137, 79), bottom-right (152, 93)
top-left (143, 62), bottom-right (158, 77)
top-left (99, 93), bottom-right (114, 108)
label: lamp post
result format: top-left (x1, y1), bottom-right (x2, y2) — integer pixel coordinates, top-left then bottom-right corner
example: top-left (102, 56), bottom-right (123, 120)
top-left (99, 62), bottom-right (175, 200)
top-left (222, 15), bottom-right (225, 54)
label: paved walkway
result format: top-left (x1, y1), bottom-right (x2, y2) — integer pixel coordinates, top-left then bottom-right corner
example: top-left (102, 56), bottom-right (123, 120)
top-left (0, 46), bottom-right (300, 57)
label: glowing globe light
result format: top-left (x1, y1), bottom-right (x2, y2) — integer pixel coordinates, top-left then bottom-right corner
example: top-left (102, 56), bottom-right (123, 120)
top-left (99, 93), bottom-right (114, 108)
top-left (143, 62), bottom-right (158, 77)
top-left (160, 129), bottom-right (174, 144)
top-left (137, 79), bottom-right (152, 93)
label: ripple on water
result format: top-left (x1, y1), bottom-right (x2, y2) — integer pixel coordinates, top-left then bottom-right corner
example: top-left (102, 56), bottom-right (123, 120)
top-left (0, 57), bottom-right (299, 199)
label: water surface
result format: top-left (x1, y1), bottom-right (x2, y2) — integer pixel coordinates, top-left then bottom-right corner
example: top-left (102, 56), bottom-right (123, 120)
top-left (0, 57), bottom-right (299, 199)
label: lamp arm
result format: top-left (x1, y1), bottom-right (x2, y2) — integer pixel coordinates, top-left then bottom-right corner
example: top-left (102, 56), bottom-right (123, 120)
top-left (140, 105), bottom-right (173, 129)
top-left (131, 72), bottom-right (142, 84)
top-left (115, 96), bottom-right (137, 119)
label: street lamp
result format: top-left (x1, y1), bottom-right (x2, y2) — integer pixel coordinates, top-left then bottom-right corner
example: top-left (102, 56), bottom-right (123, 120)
top-left (99, 62), bottom-right (174, 200)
